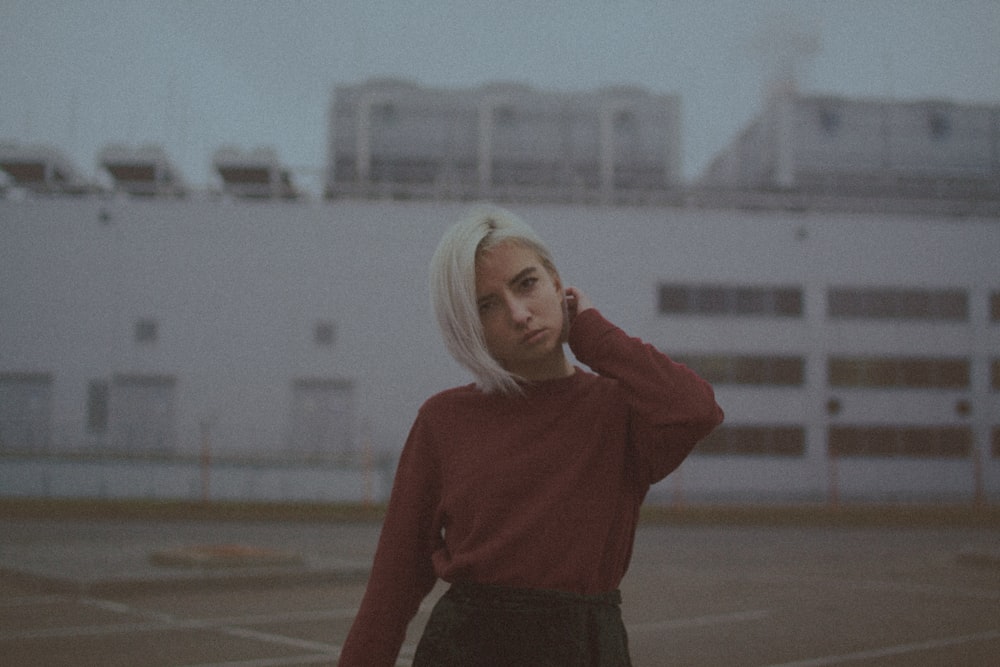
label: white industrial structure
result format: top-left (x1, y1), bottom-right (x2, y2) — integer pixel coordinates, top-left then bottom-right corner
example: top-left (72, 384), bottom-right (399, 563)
top-left (1, 80), bottom-right (998, 505)
top-left (326, 79), bottom-right (682, 204)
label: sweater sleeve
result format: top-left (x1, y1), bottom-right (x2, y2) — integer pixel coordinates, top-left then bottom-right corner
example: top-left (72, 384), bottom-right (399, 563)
top-left (338, 414), bottom-right (441, 667)
top-left (568, 308), bottom-right (724, 484)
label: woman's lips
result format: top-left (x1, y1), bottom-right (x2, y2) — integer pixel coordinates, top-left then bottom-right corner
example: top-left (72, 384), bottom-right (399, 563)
top-left (522, 329), bottom-right (547, 344)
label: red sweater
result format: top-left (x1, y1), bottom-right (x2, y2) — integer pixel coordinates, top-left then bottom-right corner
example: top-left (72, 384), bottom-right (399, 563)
top-left (339, 309), bottom-right (723, 666)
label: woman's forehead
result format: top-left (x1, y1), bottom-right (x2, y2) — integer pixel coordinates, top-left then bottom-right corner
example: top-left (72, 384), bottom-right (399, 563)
top-left (477, 242), bottom-right (538, 277)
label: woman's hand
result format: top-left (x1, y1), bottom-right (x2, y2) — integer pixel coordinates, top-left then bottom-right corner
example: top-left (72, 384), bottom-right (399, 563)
top-left (564, 286), bottom-right (594, 327)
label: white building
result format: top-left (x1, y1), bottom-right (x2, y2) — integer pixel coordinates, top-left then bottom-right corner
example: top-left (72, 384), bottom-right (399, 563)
top-left (1, 82), bottom-right (998, 504)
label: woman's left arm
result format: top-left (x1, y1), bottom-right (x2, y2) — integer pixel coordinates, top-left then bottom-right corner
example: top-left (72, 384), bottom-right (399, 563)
top-left (566, 292), bottom-right (724, 483)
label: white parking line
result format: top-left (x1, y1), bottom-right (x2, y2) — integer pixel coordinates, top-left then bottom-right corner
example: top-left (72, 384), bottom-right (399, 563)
top-left (628, 609), bottom-right (771, 633)
top-left (765, 630), bottom-right (1000, 667)
top-left (217, 625), bottom-right (338, 654)
top-left (0, 594), bottom-right (71, 607)
top-left (749, 573), bottom-right (1000, 603)
top-left (181, 655), bottom-right (336, 667)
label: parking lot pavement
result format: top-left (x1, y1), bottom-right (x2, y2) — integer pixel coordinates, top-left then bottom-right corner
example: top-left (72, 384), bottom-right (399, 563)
top-left (1, 514), bottom-right (999, 666)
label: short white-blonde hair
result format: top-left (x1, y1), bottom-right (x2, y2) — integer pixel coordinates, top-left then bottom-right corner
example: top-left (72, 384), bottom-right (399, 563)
top-left (429, 205), bottom-right (559, 394)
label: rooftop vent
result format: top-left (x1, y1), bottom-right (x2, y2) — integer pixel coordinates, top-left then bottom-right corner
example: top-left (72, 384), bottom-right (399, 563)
top-left (99, 144), bottom-right (185, 197)
top-left (0, 143), bottom-right (92, 194)
top-left (213, 147), bottom-right (299, 200)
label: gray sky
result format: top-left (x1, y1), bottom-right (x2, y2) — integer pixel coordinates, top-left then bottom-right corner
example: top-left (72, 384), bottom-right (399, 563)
top-left (2, 0), bottom-right (998, 191)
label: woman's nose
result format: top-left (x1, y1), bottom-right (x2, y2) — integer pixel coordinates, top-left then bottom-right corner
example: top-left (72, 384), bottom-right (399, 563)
top-left (507, 297), bottom-right (532, 325)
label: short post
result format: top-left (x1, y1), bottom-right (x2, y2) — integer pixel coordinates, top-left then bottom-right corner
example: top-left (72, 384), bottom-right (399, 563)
top-left (200, 420), bottom-right (212, 503)
top-left (972, 447), bottom-right (984, 506)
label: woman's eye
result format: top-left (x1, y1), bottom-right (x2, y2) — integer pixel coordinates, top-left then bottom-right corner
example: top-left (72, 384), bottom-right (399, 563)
top-left (520, 277), bottom-right (537, 291)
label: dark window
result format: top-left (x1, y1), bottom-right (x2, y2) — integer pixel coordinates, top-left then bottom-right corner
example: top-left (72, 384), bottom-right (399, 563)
top-left (658, 284), bottom-right (802, 317)
top-left (314, 321), bottom-right (336, 346)
top-left (696, 425), bottom-right (805, 457)
top-left (828, 425), bottom-right (972, 458)
top-left (991, 292), bottom-right (1000, 322)
top-left (928, 111), bottom-right (951, 140)
top-left (0, 372), bottom-right (53, 451)
top-left (733, 287), bottom-right (765, 314)
top-left (495, 105), bottom-right (517, 127)
top-left (658, 285), bottom-right (689, 314)
top-left (819, 107), bottom-right (840, 134)
top-left (675, 355), bottom-right (804, 386)
top-left (372, 102), bottom-right (397, 124)
top-left (109, 374), bottom-right (177, 452)
top-left (134, 318), bottom-right (158, 343)
top-left (933, 290), bottom-right (968, 320)
top-left (828, 357), bottom-right (969, 389)
top-left (773, 288), bottom-right (803, 316)
top-left (696, 286), bottom-right (728, 314)
top-left (87, 380), bottom-right (109, 433)
top-left (827, 287), bottom-right (967, 321)
top-left (614, 110), bottom-right (637, 133)
top-left (992, 359), bottom-right (1000, 391)
top-left (288, 377), bottom-right (356, 457)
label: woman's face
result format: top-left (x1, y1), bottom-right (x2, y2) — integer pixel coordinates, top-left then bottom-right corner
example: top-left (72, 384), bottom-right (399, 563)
top-left (474, 241), bottom-right (572, 382)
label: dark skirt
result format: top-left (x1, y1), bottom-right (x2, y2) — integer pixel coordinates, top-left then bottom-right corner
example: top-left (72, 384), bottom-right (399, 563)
top-left (413, 582), bottom-right (632, 667)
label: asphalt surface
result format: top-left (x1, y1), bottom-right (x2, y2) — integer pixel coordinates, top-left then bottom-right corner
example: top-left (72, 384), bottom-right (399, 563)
top-left (1, 515), bottom-right (999, 666)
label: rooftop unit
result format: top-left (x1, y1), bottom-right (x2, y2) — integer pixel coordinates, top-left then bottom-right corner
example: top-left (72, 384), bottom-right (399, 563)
top-left (699, 91), bottom-right (1000, 202)
top-left (213, 147), bottom-right (300, 200)
top-left (99, 144), bottom-right (185, 197)
top-left (0, 143), bottom-right (91, 194)
top-left (327, 78), bottom-right (682, 203)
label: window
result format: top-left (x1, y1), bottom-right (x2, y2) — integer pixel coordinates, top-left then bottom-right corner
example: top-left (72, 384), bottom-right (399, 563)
top-left (675, 354), bottom-right (804, 386)
top-left (828, 357), bottom-right (969, 389)
top-left (288, 378), bottom-right (355, 457)
top-left (991, 292), bottom-right (1000, 322)
top-left (372, 102), bottom-right (397, 124)
top-left (614, 110), bottom-right (636, 133)
top-left (828, 425), bottom-right (971, 458)
top-left (827, 287), bottom-right (967, 321)
top-left (658, 283), bottom-right (803, 317)
top-left (109, 374), bottom-right (177, 452)
top-left (314, 321), bottom-right (336, 346)
top-left (993, 427), bottom-right (1000, 459)
top-left (134, 318), bottom-right (158, 343)
top-left (87, 380), bottom-right (109, 433)
top-left (928, 111), bottom-right (951, 140)
top-left (992, 359), bottom-right (1000, 392)
top-left (0, 372), bottom-right (53, 451)
top-left (495, 105), bottom-right (517, 127)
top-left (818, 107), bottom-right (840, 135)
top-left (695, 425), bottom-right (805, 457)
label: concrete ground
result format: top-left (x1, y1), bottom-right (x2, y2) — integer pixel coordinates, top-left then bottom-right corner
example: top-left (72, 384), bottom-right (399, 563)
top-left (1, 511), bottom-right (998, 666)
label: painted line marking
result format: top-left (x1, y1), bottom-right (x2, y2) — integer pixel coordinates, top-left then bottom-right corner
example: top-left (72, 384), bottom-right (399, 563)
top-left (628, 609), bottom-right (771, 633)
top-left (180, 655), bottom-right (336, 667)
top-left (766, 630), bottom-right (1000, 667)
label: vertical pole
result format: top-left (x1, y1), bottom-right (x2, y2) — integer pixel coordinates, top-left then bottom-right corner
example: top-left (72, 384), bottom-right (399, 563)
top-left (357, 95), bottom-right (372, 186)
top-left (828, 451), bottom-right (839, 508)
top-left (671, 466), bottom-right (685, 508)
top-left (477, 98), bottom-right (494, 196)
top-left (972, 447), bottom-right (984, 506)
top-left (200, 420), bottom-right (211, 504)
top-left (361, 420), bottom-right (374, 507)
top-left (599, 104), bottom-right (615, 204)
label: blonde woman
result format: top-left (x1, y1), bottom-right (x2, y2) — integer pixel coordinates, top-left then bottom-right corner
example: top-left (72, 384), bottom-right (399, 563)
top-left (340, 205), bottom-right (723, 666)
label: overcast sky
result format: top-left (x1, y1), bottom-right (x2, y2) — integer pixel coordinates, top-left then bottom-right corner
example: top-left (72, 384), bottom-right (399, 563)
top-left (2, 0), bottom-right (998, 191)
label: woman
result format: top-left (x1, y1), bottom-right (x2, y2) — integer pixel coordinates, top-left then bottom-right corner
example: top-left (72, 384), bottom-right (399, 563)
top-left (339, 205), bottom-right (723, 666)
